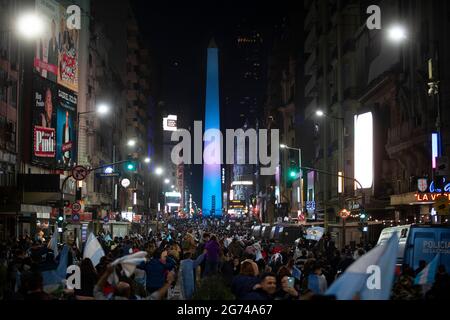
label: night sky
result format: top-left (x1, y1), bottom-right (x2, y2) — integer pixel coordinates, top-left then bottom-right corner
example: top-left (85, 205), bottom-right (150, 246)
top-left (132, 1), bottom-right (289, 205)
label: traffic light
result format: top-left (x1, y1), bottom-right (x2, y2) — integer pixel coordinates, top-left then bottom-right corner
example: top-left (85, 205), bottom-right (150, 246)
top-left (57, 208), bottom-right (64, 232)
top-left (287, 162), bottom-right (299, 188)
top-left (124, 157), bottom-right (137, 172)
top-left (359, 211), bottom-right (369, 232)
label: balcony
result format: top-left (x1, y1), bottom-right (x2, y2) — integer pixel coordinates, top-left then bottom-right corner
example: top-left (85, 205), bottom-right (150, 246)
top-left (305, 52), bottom-right (317, 76)
top-left (304, 4), bottom-right (317, 31)
top-left (386, 122), bottom-right (429, 157)
top-left (305, 25), bottom-right (317, 54)
top-left (305, 97), bottom-right (318, 118)
top-left (305, 73), bottom-right (317, 98)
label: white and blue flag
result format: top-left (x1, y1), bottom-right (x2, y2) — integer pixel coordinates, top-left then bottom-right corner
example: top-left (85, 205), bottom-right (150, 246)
top-left (47, 232), bottom-right (58, 257)
top-left (326, 233), bottom-right (399, 300)
top-left (415, 253), bottom-right (440, 286)
top-left (83, 233), bottom-right (105, 267)
top-left (41, 244), bottom-right (69, 291)
top-left (305, 227), bottom-right (325, 241)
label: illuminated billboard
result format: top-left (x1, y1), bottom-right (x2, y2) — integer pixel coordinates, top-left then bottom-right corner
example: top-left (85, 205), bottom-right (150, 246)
top-left (35, 0), bottom-right (79, 92)
top-left (163, 115), bottom-right (177, 131)
top-left (354, 112), bottom-right (373, 189)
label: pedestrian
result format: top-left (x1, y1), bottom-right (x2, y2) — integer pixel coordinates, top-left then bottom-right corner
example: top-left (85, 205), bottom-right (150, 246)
top-left (231, 260), bottom-right (260, 299)
top-left (307, 264), bottom-right (328, 295)
top-left (179, 250), bottom-right (206, 299)
top-left (94, 265), bottom-right (175, 300)
top-left (242, 272), bottom-right (277, 300)
top-left (139, 249), bottom-right (175, 294)
top-left (74, 258), bottom-right (98, 299)
top-left (204, 235), bottom-right (220, 276)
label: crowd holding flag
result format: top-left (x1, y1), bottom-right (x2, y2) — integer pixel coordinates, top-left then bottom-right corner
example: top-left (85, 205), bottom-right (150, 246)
top-left (326, 233), bottom-right (399, 300)
top-left (83, 233), bottom-right (105, 267)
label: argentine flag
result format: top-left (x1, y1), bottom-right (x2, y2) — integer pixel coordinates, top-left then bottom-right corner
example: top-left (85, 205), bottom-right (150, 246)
top-left (415, 253), bottom-right (440, 286)
top-left (42, 245), bottom-right (69, 292)
top-left (83, 233), bottom-right (105, 266)
top-left (326, 233), bottom-right (399, 300)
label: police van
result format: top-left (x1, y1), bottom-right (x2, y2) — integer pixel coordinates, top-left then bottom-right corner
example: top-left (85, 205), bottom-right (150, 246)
top-left (377, 224), bottom-right (450, 273)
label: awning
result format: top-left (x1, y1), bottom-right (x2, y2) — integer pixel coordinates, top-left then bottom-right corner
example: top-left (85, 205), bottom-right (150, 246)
top-left (21, 204), bottom-right (52, 214)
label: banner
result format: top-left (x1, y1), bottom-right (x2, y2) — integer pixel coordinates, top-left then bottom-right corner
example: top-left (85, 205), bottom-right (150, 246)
top-left (56, 86), bottom-right (77, 166)
top-left (32, 75), bottom-right (77, 168)
top-left (35, 0), bottom-right (79, 92)
top-left (32, 75), bottom-right (57, 167)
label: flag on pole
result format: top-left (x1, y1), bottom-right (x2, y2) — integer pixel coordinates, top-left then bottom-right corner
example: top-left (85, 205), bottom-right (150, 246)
top-left (83, 233), bottom-right (105, 267)
top-left (415, 253), bottom-right (440, 286)
top-left (325, 233), bottom-right (399, 300)
top-left (47, 232), bottom-right (58, 257)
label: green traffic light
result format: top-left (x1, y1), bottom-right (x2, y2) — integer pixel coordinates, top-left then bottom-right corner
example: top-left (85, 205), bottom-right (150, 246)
top-left (289, 170), bottom-right (297, 178)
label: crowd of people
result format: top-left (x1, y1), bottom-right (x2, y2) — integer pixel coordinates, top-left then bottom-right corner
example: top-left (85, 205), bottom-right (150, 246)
top-left (0, 217), bottom-right (449, 300)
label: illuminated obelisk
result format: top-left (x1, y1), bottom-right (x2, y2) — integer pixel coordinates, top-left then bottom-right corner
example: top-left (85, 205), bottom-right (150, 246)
top-left (202, 38), bottom-right (222, 217)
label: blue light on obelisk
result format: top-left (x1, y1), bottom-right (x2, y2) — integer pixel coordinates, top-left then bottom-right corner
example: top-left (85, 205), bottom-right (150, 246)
top-left (202, 39), bottom-right (222, 217)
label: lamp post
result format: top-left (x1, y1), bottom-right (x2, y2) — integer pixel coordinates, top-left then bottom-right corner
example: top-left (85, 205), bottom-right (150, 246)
top-left (316, 110), bottom-right (345, 224)
top-left (280, 144), bottom-right (303, 215)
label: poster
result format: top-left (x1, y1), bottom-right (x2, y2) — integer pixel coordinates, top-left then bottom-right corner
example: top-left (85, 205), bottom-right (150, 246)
top-left (32, 75), bottom-right (77, 168)
top-left (56, 86), bottom-right (77, 167)
top-left (32, 75), bottom-right (57, 167)
top-left (34, 0), bottom-right (79, 92)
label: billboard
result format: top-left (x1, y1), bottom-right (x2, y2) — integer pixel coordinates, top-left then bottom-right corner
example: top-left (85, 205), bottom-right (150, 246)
top-left (56, 86), bottom-right (77, 167)
top-left (354, 112), bottom-right (373, 189)
top-left (32, 75), bottom-right (77, 168)
top-left (35, 0), bottom-right (79, 92)
top-left (163, 115), bottom-right (177, 131)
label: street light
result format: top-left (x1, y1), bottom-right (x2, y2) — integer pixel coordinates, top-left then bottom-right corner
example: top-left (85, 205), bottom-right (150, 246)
top-left (144, 157), bottom-right (151, 164)
top-left (315, 109), bottom-right (345, 195)
top-left (171, 185), bottom-right (175, 189)
top-left (17, 12), bottom-right (44, 39)
top-left (155, 167), bottom-right (163, 175)
top-left (127, 139), bottom-right (136, 147)
top-left (97, 104), bottom-right (110, 115)
top-left (387, 24), bottom-right (407, 43)
top-left (164, 178), bottom-right (170, 184)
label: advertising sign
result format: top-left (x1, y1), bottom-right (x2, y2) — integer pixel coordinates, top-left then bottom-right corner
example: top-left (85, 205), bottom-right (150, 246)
top-left (32, 75), bottom-right (77, 168)
top-left (35, 0), bottom-right (79, 92)
top-left (163, 115), bottom-right (177, 131)
top-left (32, 76), bottom-right (57, 166)
top-left (56, 87), bottom-right (77, 166)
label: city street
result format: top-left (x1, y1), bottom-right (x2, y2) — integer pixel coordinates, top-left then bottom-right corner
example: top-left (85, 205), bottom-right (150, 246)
top-left (0, 0), bottom-right (449, 304)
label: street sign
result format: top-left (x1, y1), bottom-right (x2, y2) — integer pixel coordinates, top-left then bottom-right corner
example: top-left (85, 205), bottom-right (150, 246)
top-left (97, 172), bottom-right (120, 178)
top-left (121, 178), bottom-right (131, 188)
top-left (64, 207), bottom-right (72, 215)
top-left (72, 202), bottom-right (81, 213)
top-left (433, 195), bottom-right (450, 216)
top-left (339, 208), bottom-right (351, 219)
top-left (72, 166), bottom-right (89, 181)
top-left (63, 200), bottom-right (71, 208)
top-left (72, 213), bottom-right (80, 222)
top-left (103, 215), bottom-right (109, 223)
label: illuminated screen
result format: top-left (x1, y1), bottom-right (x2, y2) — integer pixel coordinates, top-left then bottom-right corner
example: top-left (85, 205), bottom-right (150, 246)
top-left (354, 112), bottom-right (373, 189)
